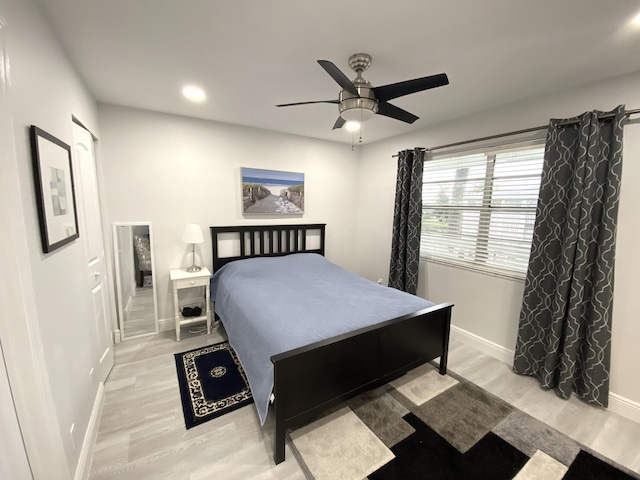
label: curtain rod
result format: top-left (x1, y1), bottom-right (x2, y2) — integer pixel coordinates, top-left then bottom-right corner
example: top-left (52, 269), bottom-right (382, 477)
top-left (391, 107), bottom-right (640, 157)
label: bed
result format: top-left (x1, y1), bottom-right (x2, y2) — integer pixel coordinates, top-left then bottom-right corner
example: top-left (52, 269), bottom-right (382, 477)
top-left (210, 224), bottom-right (453, 464)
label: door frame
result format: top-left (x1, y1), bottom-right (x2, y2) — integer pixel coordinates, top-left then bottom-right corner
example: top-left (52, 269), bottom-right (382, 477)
top-left (72, 117), bottom-right (120, 344)
top-left (71, 121), bottom-right (115, 384)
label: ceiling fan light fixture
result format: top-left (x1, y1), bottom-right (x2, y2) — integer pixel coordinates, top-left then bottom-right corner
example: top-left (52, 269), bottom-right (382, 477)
top-left (344, 121), bottom-right (361, 132)
top-left (276, 52), bottom-right (449, 131)
top-left (339, 98), bottom-right (378, 122)
top-left (341, 107), bottom-right (376, 122)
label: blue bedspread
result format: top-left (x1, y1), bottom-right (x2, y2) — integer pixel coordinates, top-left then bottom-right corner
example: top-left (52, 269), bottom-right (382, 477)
top-left (210, 253), bottom-right (434, 425)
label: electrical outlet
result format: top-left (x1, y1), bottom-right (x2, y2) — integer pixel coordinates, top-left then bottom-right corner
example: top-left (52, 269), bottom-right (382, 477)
top-left (377, 278), bottom-right (382, 284)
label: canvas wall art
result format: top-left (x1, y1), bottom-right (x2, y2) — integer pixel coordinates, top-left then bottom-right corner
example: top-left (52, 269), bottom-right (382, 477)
top-left (242, 168), bottom-right (304, 215)
top-left (30, 125), bottom-right (80, 253)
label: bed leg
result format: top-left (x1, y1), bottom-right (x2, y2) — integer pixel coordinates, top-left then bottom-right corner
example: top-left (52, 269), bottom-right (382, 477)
top-left (439, 351), bottom-right (448, 375)
top-left (439, 308), bottom-right (452, 375)
top-left (272, 362), bottom-right (287, 464)
top-left (274, 415), bottom-right (285, 464)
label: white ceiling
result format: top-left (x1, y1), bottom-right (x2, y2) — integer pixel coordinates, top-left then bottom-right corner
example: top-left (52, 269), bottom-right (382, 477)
top-left (36, 0), bottom-right (640, 144)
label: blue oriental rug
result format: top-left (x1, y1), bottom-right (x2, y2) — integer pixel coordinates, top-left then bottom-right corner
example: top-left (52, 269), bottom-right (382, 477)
top-left (174, 341), bottom-right (253, 429)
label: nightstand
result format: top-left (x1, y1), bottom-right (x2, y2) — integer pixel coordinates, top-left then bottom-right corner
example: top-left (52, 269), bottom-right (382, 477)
top-left (169, 267), bottom-right (211, 341)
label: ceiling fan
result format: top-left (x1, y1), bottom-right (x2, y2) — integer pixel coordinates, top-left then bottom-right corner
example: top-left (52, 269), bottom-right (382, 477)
top-left (276, 53), bottom-right (449, 130)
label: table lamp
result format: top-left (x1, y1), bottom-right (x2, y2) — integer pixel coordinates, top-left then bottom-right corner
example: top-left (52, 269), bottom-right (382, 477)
top-left (182, 224), bottom-right (204, 272)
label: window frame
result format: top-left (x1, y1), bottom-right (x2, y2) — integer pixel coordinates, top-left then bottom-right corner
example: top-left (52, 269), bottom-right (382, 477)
top-left (419, 135), bottom-right (546, 280)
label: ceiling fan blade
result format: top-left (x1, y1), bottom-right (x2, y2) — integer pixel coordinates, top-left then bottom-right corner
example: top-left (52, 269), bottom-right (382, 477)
top-left (377, 102), bottom-right (419, 124)
top-left (332, 117), bottom-right (346, 130)
top-left (276, 100), bottom-right (339, 107)
top-left (317, 60), bottom-right (360, 96)
top-left (373, 73), bottom-right (449, 102)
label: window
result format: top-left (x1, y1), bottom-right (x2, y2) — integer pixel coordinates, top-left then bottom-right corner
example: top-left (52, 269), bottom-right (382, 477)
top-left (421, 142), bottom-right (545, 278)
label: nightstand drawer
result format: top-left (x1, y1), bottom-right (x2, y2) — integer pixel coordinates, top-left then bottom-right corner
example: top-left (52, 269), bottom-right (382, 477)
top-left (174, 276), bottom-right (209, 289)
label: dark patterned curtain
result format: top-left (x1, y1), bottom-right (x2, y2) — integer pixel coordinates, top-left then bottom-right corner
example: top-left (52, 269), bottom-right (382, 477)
top-left (513, 106), bottom-right (625, 407)
top-left (388, 148), bottom-right (424, 294)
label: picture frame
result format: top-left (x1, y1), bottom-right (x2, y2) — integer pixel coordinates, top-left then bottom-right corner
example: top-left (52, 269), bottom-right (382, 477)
top-left (30, 125), bottom-right (80, 253)
top-left (241, 167), bottom-right (304, 215)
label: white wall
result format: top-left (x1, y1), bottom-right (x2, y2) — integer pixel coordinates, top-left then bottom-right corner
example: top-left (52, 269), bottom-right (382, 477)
top-left (98, 104), bottom-right (360, 326)
top-left (0, 0), bottom-right (108, 477)
top-left (0, 343), bottom-right (31, 479)
top-left (355, 70), bottom-right (640, 415)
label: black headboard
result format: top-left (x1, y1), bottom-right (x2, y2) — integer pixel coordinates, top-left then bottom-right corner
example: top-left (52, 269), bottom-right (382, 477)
top-left (210, 224), bottom-right (326, 271)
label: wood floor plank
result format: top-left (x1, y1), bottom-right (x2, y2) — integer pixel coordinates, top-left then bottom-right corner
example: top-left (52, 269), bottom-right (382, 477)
top-left (88, 331), bottom-right (640, 478)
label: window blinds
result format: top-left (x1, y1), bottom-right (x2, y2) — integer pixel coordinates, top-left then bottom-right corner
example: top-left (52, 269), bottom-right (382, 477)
top-left (421, 145), bottom-right (544, 277)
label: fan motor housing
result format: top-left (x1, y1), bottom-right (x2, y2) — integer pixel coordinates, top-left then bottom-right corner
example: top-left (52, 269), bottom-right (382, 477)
top-left (339, 87), bottom-right (378, 122)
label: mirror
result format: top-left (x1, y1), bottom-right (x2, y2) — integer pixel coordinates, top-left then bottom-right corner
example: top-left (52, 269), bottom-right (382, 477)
top-left (113, 222), bottom-right (159, 339)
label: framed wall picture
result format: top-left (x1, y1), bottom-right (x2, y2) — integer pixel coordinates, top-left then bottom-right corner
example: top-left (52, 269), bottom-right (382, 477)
top-left (242, 168), bottom-right (304, 215)
top-left (30, 125), bottom-right (80, 253)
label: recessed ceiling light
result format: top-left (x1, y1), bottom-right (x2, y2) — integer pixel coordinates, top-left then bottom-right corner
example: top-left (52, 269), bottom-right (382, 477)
top-left (182, 85), bottom-right (206, 102)
top-left (345, 121), bottom-right (361, 132)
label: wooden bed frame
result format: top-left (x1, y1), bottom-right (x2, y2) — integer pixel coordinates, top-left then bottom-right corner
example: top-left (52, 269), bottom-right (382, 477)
top-left (210, 224), bottom-right (453, 464)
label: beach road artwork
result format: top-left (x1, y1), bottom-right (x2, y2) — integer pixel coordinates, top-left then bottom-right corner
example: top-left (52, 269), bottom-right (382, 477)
top-left (242, 168), bottom-right (304, 214)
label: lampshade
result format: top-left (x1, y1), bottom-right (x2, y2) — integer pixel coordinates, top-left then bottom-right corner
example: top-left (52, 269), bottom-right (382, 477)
top-left (182, 224), bottom-right (204, 244)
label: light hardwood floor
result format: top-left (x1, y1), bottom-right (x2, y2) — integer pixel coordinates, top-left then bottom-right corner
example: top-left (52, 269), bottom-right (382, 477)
top-left (89, 328), bottom-right (640, 479)
top-left (123, 286), bottom-right (156, 338)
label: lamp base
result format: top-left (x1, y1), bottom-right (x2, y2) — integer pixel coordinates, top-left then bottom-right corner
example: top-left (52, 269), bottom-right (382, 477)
top-left (187, 244), bottom-right (201, 272)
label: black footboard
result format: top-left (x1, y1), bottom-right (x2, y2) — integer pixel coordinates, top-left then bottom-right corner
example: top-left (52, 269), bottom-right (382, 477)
top-left (270, 302), bottom-right (453, 464)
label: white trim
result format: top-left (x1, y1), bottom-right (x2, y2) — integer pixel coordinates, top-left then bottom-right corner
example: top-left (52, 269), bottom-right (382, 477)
top-left (88, 125), bottom-right (120, 348)
top-left (452, 325), bottom-right (640, 424)
top-left (73, 383), bottom-right (105, 480)
top-left (112, 222), bottom-right (159, 341)
top-left (608, 392), bottom-right (640, 424)
top-left (124, 295), bottom-right (133, 320)
top-left (450, 325), bottom-right (514, 365)
top-left (422, 142), bottom-right (544, 280)
top-left (147, 223), bottom-right (160, 336)
top-left (158, 316), bottom-right (175, 332)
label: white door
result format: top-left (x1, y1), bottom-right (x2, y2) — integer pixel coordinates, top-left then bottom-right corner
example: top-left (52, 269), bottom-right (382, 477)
top-left (72, 123), bottom-right (114, 383)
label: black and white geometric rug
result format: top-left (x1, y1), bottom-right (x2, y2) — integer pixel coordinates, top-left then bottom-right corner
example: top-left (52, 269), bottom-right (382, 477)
top-left (288, 363), bottom-right (639, 480)
top-left (174, 341), bottom-right (253, 429)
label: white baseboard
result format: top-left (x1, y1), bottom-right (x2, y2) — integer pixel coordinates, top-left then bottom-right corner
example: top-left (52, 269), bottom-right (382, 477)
top-left (450, 325), bottom-right (514, 365)
top-left (158, 317), bottom-right (174, 332)
top-left (608, 392), bottom-right (640, 424)
top-left (451, 325), bottom-right (640, 425)
top-left (74, 382), bottom-right (105, 480)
